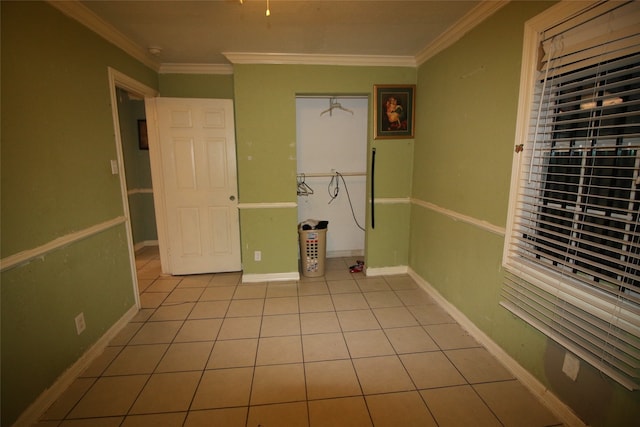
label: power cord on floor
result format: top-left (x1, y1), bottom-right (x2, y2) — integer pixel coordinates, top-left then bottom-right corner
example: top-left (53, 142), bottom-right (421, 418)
top-left (327, 172), bottom-right (366, 232)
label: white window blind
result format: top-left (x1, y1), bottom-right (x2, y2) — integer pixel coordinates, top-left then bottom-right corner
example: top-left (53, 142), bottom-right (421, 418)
top-left (503, 0), bottom-right (640, 390)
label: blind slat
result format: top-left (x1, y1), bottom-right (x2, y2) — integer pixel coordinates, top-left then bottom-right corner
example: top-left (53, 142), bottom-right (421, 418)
top-left (502, 298), bottom-right (639, 391)
top-left (540, 1), bottom-right (640, 76)
top-left (541, 54), bottom-right (640, 87)
top-left (541, 1), bottom-right (627, 42)
top-left (510, 243), bottom-right (640, 296)
top-left (512, 224), bottom-right (640, 264)
top-left (543, 34), bottom-right (640, 79)
top-left (502, 279), bottom-right (640, 363)
top-left (504, 0), bottom-right (640, 390)
top-left (501, 280), bottom-right (640, 377)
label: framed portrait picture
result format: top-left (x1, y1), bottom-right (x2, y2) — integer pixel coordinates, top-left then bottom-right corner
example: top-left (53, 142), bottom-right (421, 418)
top-left (138, 119), bottom-right (149, 150)
top-left (373, 84), bottom-right (415, 139)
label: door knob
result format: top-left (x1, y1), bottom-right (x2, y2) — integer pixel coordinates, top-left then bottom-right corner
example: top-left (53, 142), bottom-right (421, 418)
top-left (229, 195), bottom-right (236, 201)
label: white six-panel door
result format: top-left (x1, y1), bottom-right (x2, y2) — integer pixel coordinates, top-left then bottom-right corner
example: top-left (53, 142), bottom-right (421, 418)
top-left (147, 98), bottom-right (241, 275)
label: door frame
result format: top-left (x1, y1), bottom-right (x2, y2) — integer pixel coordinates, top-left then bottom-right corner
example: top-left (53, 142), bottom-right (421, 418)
top-left (107, 67), bottom-right (158, 307)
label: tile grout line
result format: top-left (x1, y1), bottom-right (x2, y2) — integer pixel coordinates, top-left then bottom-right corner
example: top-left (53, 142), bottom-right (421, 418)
top-left (297, 278), bottom-right (312, 427)
top-left (244, 281), bottom-right (269, 425)
top-left (182, 275), bottom-right (232, 425)
top-left (46, 252), bottom-right (561, 426)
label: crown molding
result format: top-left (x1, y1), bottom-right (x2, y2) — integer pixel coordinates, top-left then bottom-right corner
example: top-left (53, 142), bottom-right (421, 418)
top-left (415, 0), bottom-right (510, 65)
top-left (47, 0), bottom-right (160, 71)
top-left (223, 52), bottom-right (417, 67)
top-left (159, 63), bottom-right (235, 75)
top-left (48, 0), bottom-right (504, 73)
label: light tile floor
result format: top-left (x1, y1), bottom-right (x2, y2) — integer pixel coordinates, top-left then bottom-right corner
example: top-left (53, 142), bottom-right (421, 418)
top-left (37, 246), bottom-right (563, 427)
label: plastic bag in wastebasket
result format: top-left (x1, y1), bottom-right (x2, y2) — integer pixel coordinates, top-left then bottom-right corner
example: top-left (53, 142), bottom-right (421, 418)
top-left (299, 219), bottom-right (328, 230)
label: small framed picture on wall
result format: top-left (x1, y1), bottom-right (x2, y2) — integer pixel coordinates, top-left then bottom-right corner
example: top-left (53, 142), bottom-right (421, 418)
top-left (138, 119), bottom-right (149, 150)
top-left (373, 84), bottom-right (415, 139)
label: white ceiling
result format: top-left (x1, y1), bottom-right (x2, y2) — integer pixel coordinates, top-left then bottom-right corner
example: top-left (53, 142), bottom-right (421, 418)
top-left (56, 0), bottom-right (504, 71)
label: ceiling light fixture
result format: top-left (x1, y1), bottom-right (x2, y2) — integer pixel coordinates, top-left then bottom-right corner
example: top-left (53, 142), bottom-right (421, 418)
top-left (148, 46), bottom-right (162, 56)
top-left (238, 0), bottom-right (271, 17)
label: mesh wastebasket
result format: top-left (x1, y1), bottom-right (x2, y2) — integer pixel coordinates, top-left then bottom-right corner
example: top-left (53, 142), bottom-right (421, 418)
top-left (299, 228), bottom-right (327, 277)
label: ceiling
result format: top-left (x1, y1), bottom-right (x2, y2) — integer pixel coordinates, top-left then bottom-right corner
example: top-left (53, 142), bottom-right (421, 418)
top-left (54, 0), bottom-right (504, 71)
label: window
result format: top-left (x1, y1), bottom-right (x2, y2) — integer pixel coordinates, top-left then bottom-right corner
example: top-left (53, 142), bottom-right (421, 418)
top-left (503, 0), bottom-right (640, 390)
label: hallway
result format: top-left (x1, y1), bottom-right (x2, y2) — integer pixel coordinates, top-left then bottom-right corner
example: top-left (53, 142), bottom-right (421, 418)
top-left (37, 246), bottom-right (563, 426)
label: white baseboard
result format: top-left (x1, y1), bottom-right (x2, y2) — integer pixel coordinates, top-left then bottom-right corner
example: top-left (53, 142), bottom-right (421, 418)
top-left (366, 265), bottom-right (408, 276)
top-left (241, 264), bottom-right (406, 282)
top-left (242, 271), bottom-right (300, 283)
top-left (13, 304), bottom-right (139, 427)
top-left (406, 268), bottom-right (585, 427)
top-left (133, 240), bottom-right (159, 252)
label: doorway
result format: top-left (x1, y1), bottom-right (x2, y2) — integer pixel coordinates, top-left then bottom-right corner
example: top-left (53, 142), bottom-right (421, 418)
top-left (107, 68), bottom-right (158, 305)
top-left (296, 96), bottom-right (368, 258)
top-left (115, 87), bottom-right (163, 296)
top-left (115, 87), bottom-right (158, 251)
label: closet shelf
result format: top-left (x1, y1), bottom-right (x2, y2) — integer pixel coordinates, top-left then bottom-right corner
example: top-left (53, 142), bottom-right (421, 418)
top-left (298, 172), bottom-right (366, 178)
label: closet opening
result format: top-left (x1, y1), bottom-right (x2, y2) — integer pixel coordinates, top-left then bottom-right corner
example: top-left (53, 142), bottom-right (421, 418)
top-left (295, 95), bottom-right (369, 263)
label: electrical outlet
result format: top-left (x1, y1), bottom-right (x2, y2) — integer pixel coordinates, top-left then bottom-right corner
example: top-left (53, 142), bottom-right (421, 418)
top-left (75, 312), bottom-right (86, 335)
top-left (110, 160), bottom-right (119, 175)
top-left (562, 351), bottom-right (580, 381)
top-left (254, 251), bottom-right (261, 261)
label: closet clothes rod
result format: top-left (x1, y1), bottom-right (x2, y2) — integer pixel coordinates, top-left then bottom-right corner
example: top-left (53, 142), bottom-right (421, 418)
top-left (298, 172), bottom-right (366, 178)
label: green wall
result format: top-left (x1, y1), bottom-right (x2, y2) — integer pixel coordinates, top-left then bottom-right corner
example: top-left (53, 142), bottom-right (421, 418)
top-left (232, 64), bottom-right (416, 275)
top-left (1, 2), bottom-right (158, 424)
top-left (4, 1), bottom-right (638, 426)
top-left (409, 2), bottom-right (640, 426)
top-left (159, 73), bottom-right (235, 99)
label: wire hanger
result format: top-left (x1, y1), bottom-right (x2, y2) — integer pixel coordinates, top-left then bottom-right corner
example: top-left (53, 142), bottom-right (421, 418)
top-left (320, 97), bottom-right (354, 117)
top-left (297, 174), bottom-right (314, 196)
